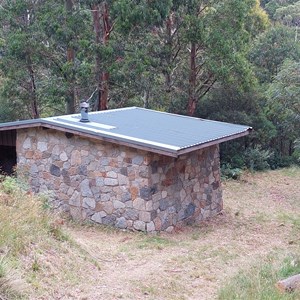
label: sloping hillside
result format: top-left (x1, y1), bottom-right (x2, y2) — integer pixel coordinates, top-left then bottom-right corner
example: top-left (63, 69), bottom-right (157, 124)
top-left (1, 167), bottom-right (300, 299)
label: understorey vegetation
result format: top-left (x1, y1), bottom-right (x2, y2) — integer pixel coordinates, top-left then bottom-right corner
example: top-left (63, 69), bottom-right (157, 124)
top-left (0, 1), bottom-right (299, 172)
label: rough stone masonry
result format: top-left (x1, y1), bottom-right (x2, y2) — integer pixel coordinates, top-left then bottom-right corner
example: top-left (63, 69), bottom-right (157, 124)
top-left (17, 127), bottom-right (223, 232)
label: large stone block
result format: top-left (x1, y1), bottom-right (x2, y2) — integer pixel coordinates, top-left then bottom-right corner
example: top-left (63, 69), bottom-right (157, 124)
top-left (80, 179), bottom-right (93, 197)
top-left (133, 198), bottom-right (146, 210)
top-left (133, 220), bottom-right (145, 231)
top-left (104, 178), bottom-right (118, 186)
top-left (116, 217), bottom-right (127, 229)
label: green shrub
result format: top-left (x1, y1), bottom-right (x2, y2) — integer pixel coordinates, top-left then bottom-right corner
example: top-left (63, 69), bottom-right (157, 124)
top-left (244, 146), bottom-right (273, 171)
top-left (0, 175), bottom-right (29, 195)
top-left (221, 163), bottom-right (243, 180)
top-left (269, 152), bottom-right (299, 170)
top-left (1, 176), bottom-right (20, 194)
top-left (293, 139), bottom-right (300, 163)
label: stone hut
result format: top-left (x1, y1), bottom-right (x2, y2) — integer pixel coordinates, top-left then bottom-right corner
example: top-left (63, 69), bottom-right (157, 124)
top-left (0, 107), bottom-right (251, 232)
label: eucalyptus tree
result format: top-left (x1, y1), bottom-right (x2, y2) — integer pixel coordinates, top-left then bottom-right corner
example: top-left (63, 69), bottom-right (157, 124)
top-left (264, 0), bottom-right (299, 19)
top-left (0, 0), bottom-right (270, 121)
top-left (274, 1), bottom-right (300, 42)
top-left (103, 0), bottom-right (269, 115)
top-left (81, 0), bottom-right (173, 111)
top-left (266, 59), bottom-right (300, 156)
top-left (0, 0), bottom-right (94, 118)
top-left (35, 0), bottom-right (93, 114)
top-left (0, 0), bottom-right (43, 119)
top-left (249, 25), bottom-right (300, 83)
top-left (267, 59), bottom-right (300, 117)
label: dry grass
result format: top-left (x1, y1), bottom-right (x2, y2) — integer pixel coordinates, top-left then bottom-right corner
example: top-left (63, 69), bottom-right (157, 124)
top-left (0, 167), bottom-right (299, 299)
top-left (0, 177), bottom-right (99, 299)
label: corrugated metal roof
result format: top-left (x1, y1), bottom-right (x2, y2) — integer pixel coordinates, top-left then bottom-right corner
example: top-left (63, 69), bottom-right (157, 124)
top-left (0, 107), bottom-right (252, 157)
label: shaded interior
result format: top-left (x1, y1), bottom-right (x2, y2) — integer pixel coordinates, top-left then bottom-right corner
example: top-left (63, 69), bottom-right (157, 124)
top-left (0, 130), bottom-right (16, 175)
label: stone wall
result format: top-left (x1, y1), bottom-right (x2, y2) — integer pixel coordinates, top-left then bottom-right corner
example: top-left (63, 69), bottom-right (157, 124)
top-left (17, 128), bottom-right (222, 232)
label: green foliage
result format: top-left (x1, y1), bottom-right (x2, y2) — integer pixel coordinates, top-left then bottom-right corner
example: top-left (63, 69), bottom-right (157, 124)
top-left (113, 0), bottom-right (267, 114)
top-left (265, 59), bottom-right (300, 161)
top-left (0, 0), bottom-right (95, 119)
top-left (267, 59), bottom-right (300, 117)
top-left (244, 146), bottom-right (273, 171)
top-left (197, 84), bottom-right (278, 171)
top-left (292, 139), bottom-right (300, 163)
top-left (112, 0), bottom-right (172, 33)
top-left (1, 176), bottom-right (19, 194)
top-left (268, 153), bottom-right (298, 169)
top-left (264, 0), bottom-right (299, 20)
top-left (221, 163), bottom-right (243, 180)
top-left (274, 1), bottom-right (300, 26)
top-left (249, 25), bottom-right (300, 83)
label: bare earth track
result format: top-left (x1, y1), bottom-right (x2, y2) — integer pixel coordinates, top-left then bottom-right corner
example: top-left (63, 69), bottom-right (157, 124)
top-left (26, 168), bottom-right (300, 300)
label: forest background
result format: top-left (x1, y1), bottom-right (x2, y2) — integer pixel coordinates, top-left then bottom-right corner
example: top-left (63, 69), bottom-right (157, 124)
top-left (0, 0), bottom-right (299, 174)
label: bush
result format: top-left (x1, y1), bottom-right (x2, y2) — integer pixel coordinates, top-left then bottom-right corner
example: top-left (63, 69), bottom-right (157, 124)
top-left (1, 176), bottom-right (20, 194)
top-left (244, 146), bottom-right (273, 171)
top-left (294, 139), bottom-right (300, 163)
top-left (221, 163), bottom-right (243, 180)
top-left (268, 152), bottom-right (299, 170)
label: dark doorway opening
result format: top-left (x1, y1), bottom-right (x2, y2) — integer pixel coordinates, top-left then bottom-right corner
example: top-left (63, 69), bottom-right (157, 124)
top-left (0, 130), bottom-right (17, 175)
top-left (0, 146), bottom-right (16, 175)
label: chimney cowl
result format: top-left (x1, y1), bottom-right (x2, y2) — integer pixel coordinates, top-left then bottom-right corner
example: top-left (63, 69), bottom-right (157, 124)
top-left (80, 100), bottom-right (90, 123)
top-left (80, 101), bottom-right (89, 108)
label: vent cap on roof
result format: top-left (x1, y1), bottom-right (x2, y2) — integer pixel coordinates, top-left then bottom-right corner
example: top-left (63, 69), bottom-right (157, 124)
top-left (80, 101), bottom-right (90, 123)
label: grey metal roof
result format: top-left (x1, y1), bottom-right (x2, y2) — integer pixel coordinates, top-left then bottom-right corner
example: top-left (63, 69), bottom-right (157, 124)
top-left (0, 107), bottom-right (252, 157)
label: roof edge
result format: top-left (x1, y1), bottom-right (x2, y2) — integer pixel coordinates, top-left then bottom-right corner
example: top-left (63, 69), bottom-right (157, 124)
top-left (0, 119), bottom-right (42, 131)
top-left (177, 128), bottom-right (252, 156)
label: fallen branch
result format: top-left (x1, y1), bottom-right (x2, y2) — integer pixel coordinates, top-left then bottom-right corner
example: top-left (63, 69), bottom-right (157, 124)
top-left (276, 274), bottom-right (300, 293)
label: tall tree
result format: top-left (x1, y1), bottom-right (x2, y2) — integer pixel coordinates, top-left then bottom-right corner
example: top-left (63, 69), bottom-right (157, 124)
top-left (267, 59), bottom-right (300, 117)
top-left (65, 0), bottom-right (76, 114)
top-left (274, 1), bottom-right (300, 42)
top-left (89, 0), bottom-right (173, 110)
top-left (0, 0), bottom-right (94, 119)
top-left (106, 0), bottom-right (268, 115)
top-left (265, 60), bottom-right (300, 156)
top-left (183, 0), bottom-right (268, 116)
top-left (249, 25), bottom-right (300, 83)
top-left (97, 1), bottom-right (111, 110)
top-left (0, 0), bottom-right (42, 119)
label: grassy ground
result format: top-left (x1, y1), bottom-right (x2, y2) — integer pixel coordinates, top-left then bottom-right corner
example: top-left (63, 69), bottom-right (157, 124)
top-left (0, 167), bottom-right (299, 299)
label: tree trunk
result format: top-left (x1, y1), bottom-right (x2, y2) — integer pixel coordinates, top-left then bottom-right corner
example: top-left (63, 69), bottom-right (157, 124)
top-left (65, 0), bottom-right (76, 114)
top-left (276, 274), bottom-right (300, 293)
top-left (142, 90), bottom-right (149, 108)
top-left (26, 56), bottom-right (39, 119)
top-left (98, 2), bottom-right (111, 111)
top-left (165, 14), bottom-right (172, 94)
top-left (92, 3), bottom-right (102, 111)
top-left (187, 42), bottom-right (197, 116)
